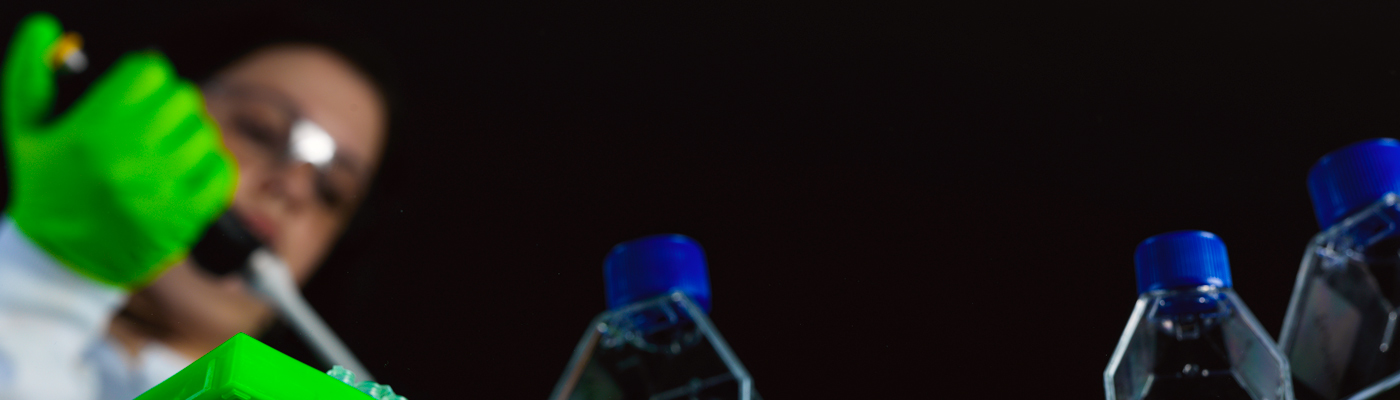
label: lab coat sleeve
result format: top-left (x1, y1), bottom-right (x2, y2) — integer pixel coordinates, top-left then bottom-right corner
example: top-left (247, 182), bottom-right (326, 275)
top-left (0, 216), bottom-right (128, 400)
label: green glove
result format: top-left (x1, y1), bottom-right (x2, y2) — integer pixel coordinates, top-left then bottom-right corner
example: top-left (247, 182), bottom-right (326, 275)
top-left (2, 13), bottom-right (238, 289)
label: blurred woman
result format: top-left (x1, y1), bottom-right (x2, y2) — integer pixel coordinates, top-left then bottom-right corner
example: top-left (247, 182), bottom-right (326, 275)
top-left (0, 5), bottom-right (394, 400)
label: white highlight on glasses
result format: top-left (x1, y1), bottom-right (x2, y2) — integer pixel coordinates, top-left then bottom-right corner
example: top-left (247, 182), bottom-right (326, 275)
top-left (290, 119), bottom-right (336, 169)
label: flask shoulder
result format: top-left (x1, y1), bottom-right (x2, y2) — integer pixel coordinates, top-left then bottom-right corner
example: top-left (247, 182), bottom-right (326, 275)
top-left (551, 292), bottom-right (758, 400)
top-left (1106, 289), bottom-right (1292, 400)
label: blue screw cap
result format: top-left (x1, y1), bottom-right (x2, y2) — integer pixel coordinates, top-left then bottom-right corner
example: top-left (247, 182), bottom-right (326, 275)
top-left (1308, 138), bottom-right (1400, 229)
top-left (604, 234), bottom-right (712, 313)
top-left (1134, 231), bottom-right (1232, 294)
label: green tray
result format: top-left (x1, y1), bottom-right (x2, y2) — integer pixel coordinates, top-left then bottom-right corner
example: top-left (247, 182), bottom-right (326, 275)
top-left (134, 333), bottom-right (373, 400)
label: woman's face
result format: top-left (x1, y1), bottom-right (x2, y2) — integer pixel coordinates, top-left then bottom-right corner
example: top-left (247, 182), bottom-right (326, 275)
top-left (118, 44), bottom-right (387, 352)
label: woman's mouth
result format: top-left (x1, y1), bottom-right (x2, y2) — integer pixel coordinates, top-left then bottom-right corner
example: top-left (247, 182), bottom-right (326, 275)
top-left (235, 210), bottom-right (280, 245)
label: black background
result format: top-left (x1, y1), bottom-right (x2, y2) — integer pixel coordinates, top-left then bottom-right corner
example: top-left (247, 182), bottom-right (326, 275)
top-left (2, 0), bottom-right (1399, 398)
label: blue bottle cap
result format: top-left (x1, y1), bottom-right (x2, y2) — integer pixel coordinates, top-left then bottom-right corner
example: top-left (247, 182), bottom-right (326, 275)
top-left (604, 234), bottom-right (712, 313)
top-left (1134, 231), bottom-right (1232, 294)
top-left (1308, 138), bottom-right (1400, 229)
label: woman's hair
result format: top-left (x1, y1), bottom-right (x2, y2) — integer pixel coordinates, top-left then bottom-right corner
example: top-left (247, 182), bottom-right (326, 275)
top-left (154, 2), bottom-right (400, 120)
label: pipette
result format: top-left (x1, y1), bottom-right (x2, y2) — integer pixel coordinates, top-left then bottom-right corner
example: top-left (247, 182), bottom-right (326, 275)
top-left (191, 201), bottom-right (377, 383)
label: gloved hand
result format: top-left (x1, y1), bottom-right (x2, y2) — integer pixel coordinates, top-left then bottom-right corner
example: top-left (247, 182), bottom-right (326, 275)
top-left (2, 13), bottom-right (237, 289)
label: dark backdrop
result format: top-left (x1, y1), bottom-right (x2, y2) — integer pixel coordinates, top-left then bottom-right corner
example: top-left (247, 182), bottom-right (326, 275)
top-left (2, 0), bottom-right (1398, 398)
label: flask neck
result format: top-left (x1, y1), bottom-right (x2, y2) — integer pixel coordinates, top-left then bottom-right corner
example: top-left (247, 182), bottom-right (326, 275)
top-left (1144, 286), bottom-right (1232, 316)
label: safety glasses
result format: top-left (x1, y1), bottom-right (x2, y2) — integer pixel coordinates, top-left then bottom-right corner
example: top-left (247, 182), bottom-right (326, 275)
top-left (201, 80), bottom-right (359, 210)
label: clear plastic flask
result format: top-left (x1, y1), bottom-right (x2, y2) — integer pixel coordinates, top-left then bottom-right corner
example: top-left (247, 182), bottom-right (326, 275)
top-left (1281, 139), bottom-right (1400, 400)
top-left (1106, 231), bottom-right (1293, 400)
top-left (549, 234), bottom-right (760, 400)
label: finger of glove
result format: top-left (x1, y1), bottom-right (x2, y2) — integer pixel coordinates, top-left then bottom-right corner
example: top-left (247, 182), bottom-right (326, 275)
top-left (115, 121), bottom-right (237, 290)
top-left (57, 50), bottom-right (225, 178)
top-left (121, 125), bottom-right (237, 289)
top-left (58, 50), bottom-right (182, 133)
top-left (128, 81), bottom-right (237, 211)
top-left (168, 89), bottom-right (238, 215)
top-left (2, 13), bottom-right (62, 134)
top-left (99, 80), bottom-right (232, 198)
top-left (171, 119), bottom-right (239, 251)
top-left (104, 82), bottom-right (237, 250)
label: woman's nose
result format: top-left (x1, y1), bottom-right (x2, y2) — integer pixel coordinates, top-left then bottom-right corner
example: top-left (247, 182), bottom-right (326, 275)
top-left (265, 161), bottom-right (319, 213)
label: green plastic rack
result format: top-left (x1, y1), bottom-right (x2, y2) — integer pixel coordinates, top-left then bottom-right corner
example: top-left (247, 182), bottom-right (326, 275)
top-left (134, 333), bottom-right (374, 400)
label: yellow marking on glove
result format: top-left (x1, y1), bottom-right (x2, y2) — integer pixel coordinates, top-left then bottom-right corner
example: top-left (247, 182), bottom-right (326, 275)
top-left (45, 32), bottom-right (84, 73)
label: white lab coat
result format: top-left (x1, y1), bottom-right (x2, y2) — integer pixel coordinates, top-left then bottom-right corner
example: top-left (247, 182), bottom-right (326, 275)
top-left (0, 217), bottom-right (190, 400)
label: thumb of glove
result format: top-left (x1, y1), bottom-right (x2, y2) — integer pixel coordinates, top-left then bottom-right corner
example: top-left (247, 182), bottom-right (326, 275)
top-left (2, 12), bottom-right (62, 135)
